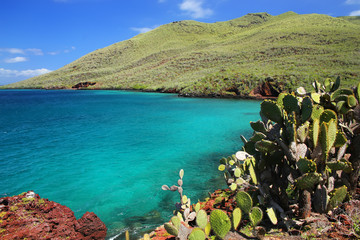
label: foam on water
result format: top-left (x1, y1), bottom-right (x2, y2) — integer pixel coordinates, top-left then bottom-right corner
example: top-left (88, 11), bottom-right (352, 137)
top-left (0, 90), bottom-right (260, 238)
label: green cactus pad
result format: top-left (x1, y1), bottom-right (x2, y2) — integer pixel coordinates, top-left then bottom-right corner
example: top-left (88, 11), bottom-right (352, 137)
top-left (331, 88), bottom-right (353, 101)
top-left (261, 100), bottom-right (283, 124)
top-left (255, 139), bottom-right (278, 153)
top-left (266, 207), bottom-right (278, 225)
top-left (301, 96), bottom-right (313, 122)
top-left (234, 167), bottom-right (241, 178)
top-left (312, 80), bottom-right (321, 93)
top-left (204, 223), bottom-right (211, 236)
top-left (276, 92), bottom-right (287, 108)
top-left (232, 208), bottom-right (242, 230)
top-left (334, 131), bottom-right (347, 147)
top-left (171, 216), bottom-right (181, 230)
top-left (331, 76), bottom-right (341, 92)
top-left (248, 162), bottom-right (258, 185)
top-left (250, 132), bottom-right (267, 143)
top-left (196, 210), bottom-right (208, 229)
top-left (311, 92), bottom-right (321, 104)
top-left (218, 164), bottom-right (226, 171)
top-left (297, 122), bottom-right (309, 143)
top-left (250, 121), bottom-right (267, 134)
top-left (188, 228), bottom-right (206, 240)
top-left (320, 120), bottom-right (337, 156)
top-left (283, 94), bottom-right (300, 114)
top-left (164, 223), bottom-right (179, 236)
top-left (327, 159), bottom-right (352, 173)
top-left (244, 141), bottom-right (257, 155)
top-left (210, 209), bottom-right (231, 239)
top-left (236, 191), bottom-right (253, 214)
top-left (347, 95), bottom-right (358, 108)
top-left (336, 101), bottom-right (350, 115)
top-left (297, 157), bottom-right (317, 174)
top-left (194, 202), bottom-right (201, 213)
top-left (328, 186), bottom-right (348, 210)
top-left (296, 172), bottom-right (322, 190)
top-left (334, 94), bottom-right (349, 102)
top-left (311, 105), bottom-right (324, 120)
top-left (324, 78), bottom-right (333, 92)
top-left (320, 109), bottom-right (337, 124)
top-left (312, 119), bottom-right (320, 147)
top-left (249, 207), bottom-right (263, 226)
top-left (357, 82), bottom-right (360, 102)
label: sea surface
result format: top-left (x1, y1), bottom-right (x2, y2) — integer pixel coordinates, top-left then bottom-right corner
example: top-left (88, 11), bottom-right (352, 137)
top-left (0, 90), bottom-right (260, 239)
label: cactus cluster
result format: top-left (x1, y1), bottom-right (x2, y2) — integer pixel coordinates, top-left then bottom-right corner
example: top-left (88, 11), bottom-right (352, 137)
top-left (238, 78), bottom-right (359, 222)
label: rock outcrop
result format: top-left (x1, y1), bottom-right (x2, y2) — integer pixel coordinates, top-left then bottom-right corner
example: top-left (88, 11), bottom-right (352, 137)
top-left (0, 191), bottom-right (107, 240)
top-left (72, 82), bottom-right (96, 89)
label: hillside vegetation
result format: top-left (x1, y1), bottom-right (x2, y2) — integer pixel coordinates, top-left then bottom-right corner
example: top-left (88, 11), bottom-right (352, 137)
top-left (4, 12), bottom-right (360, 96)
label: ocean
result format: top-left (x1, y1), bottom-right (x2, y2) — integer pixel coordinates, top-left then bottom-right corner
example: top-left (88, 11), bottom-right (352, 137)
top-left (0, 89), bottom-right (260, 238)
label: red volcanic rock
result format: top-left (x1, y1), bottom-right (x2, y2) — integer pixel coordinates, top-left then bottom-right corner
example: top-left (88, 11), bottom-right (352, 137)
top-left (0, 191), bottom-right (107, 240)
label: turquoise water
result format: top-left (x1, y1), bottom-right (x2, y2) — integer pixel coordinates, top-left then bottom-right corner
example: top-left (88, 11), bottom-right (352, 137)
top-left (0, 90), bottom-right (260, 238)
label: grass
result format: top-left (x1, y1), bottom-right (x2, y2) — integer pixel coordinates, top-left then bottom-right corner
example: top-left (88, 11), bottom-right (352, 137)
top-left (3, 12), bottom-right (360, 95)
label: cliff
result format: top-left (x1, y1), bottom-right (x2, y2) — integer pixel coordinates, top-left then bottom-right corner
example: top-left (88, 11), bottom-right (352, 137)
top-left (0, 191), bottom-right (107, 240)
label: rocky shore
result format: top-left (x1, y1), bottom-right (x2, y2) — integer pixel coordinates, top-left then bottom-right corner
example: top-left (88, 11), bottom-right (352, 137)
top-left (0, 191), bottom-right (107, 240)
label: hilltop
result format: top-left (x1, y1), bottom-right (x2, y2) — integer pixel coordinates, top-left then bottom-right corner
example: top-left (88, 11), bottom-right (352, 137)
top-left (4, 12), bottom-right (360, 97)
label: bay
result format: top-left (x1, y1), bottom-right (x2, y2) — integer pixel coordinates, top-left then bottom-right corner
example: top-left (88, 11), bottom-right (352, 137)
top-left (0, 90), bottom-right (260, 238)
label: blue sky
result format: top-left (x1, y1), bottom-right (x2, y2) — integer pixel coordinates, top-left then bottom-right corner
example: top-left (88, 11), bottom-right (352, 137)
top-left (1, 0), bottom-right (360, 85)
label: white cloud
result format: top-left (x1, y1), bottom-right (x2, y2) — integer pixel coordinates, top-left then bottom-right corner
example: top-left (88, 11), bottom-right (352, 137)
top-left (26, 48), bottom-right (44, 55)
top-left (179, 0), bottom-right (213, 19)
top-left (0, 68), bottom-right (52, 78)
top-left (0, 48), bottom-right (43, 55)
top-left (346, 0), bottom-right (360, 4)
top-left (0, 48), bottom-right (25, 54)
top-left (4, 57), bottom-right (28, 63)
top-left (131, 27), bottom-right (154, 34)
top-left (349, 9), bottom-right (360, 15)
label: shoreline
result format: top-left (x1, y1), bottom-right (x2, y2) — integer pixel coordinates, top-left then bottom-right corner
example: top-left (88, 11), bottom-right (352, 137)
top-left (0, 87), bottom-right (274, 100)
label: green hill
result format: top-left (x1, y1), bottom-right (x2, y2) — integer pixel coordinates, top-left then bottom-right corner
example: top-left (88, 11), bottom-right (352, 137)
top-left (4, 12), bottom-right (360, 97)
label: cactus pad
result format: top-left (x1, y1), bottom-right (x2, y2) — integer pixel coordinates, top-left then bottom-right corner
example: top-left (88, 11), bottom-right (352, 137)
top-left (328, 186), bottom-right (348, 210)
top-left (196, 210), bottom-right (208, 229)
top-left (249, 207), bottom-right (263, 226)
top-left (171, 216), bottom-right (181, 229)
top-left (236, 191), bottom-right (253, 214)
top-left (164, 222), bottom-right (179, 236)
top-left (210, 209), bottom-right (231, 239)
top-left (296, 172), bottom-right (322, 190)
top-left (188, 228), bottom-right (206, 240)
top-left (261, 100), bottom-right (283, 124)
top-left (311, 105), bottom-right (324, 120)
top-left (297, 157), bottom-right (317, 174)
top-left (232, 207), bottom-right (242, 230)
top-left (334, 131), bottom-right (347, 147)
top-left (301, 96), bottom-right (313, 122)
top-left (266, 207), bottom-right (278, 225)
top-left (331, 88), bottom-right (353, 101)
top-left (347, 95), bottom-right (358, 108)
top-left (255, 139), bottom-right (278, 153)
top-left (327, 158), bottom-right (352, 173)
top-left (320, 109), bottom-right (337, 123)
top-left (283, 94), bottom-right (300, 114)
top-left (250, 121), bottom-right (267, 134)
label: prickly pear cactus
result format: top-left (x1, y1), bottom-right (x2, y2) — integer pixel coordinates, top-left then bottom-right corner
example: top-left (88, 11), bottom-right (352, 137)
top-left (249, 207), bottom-right (263, 226)
top-left (232, 207), bottom-right (242, 230)
top-left (236, 191), bottom-right (253, 214)
top-left (188, 228), bottom-right (206, 240)
top-left (210, 209), bottom-right (231, 239)
top-left (328, 186), bottom-right (348, 211)
top-left (195, 210), bottom-right (208, 229)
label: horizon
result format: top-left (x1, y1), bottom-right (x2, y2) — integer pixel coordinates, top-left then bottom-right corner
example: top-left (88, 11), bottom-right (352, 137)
top-left (1, 0), bottom-right (360, 85)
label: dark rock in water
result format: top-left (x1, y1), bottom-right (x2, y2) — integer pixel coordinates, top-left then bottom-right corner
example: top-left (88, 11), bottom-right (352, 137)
top-left (72, 82), bottom-right (97, 89)
top-left (0, 191), bottom-right (107, 240)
